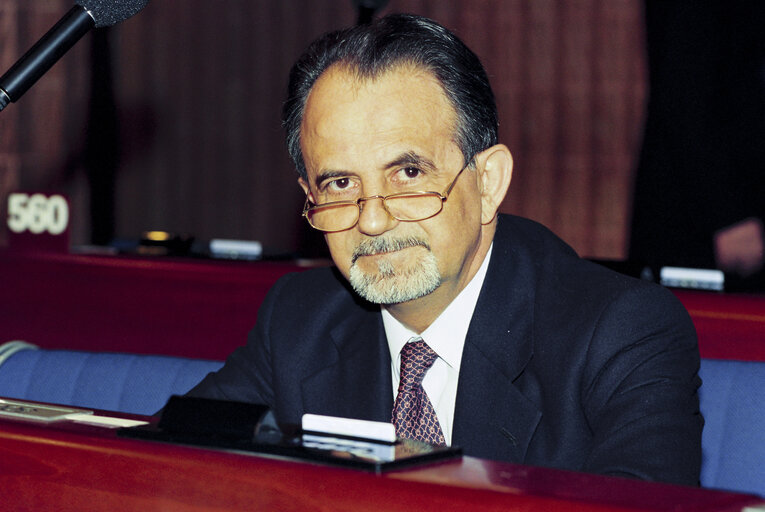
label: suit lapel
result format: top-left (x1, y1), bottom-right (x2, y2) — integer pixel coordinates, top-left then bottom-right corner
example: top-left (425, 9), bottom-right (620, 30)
top-left (452, 222), bottom-right (542, 462)
top-left (453, 331), bottom-right (541, 462)
top-left (300, 308), bottom-right (393, 423)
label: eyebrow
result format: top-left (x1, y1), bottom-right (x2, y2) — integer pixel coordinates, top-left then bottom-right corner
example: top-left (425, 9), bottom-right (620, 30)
top-left (384, 151), bottom-right (438, 172)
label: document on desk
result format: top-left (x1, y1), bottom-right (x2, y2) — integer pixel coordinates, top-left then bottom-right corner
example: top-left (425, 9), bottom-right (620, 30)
top-left (67, 413), bottom-right (149, 429)
top-left (0, 398), bottom-right (92, 422)
top-left (0, 399), bottom-right (149, 428)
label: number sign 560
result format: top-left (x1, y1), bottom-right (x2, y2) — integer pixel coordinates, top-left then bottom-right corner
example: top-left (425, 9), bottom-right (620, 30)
top-left (7, 193), bottom-right (69, 235)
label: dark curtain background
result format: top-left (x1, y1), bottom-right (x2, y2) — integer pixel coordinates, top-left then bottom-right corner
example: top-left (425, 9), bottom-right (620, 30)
top-left (2, 0), bottom-right (648, 259)
top-left (630, 0), bottom-right (765, 270)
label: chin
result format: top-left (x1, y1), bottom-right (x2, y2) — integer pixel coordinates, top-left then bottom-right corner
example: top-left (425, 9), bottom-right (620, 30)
top-left (348, 252), bottom-right (441, 304)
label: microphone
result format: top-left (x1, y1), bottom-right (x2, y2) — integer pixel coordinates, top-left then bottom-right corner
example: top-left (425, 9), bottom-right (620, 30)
top-left (0, 0), bottom-right (149, 112)
top-left (352, 0), bottom-right (389, 25)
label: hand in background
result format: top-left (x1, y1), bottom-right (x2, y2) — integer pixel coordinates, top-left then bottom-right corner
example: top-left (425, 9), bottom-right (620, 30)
top-left (714, 218), bottom-right (765, 278)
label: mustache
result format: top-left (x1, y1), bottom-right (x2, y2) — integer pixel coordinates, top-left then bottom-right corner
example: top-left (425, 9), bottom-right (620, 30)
top-left (351, 235), bottom-right (431, 264)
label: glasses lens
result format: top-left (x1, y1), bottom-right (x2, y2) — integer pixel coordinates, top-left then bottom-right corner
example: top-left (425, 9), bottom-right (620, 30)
top-left (385, 193), bottom-right (444, 221)
top-left (306, 202), bottom-right (359, 232)
top-left (305, 193), bottom-right (445, 231)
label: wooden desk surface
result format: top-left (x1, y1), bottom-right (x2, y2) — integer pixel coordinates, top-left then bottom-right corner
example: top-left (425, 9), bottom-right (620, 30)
top-left (1, 409), bottom-right (761, 512)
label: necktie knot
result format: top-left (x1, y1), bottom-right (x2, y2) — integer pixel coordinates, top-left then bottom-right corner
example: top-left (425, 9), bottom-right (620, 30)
top-left (399, 339), bottom-right (438, 388)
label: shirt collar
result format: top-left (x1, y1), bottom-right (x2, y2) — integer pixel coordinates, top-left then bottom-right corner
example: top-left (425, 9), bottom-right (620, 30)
top-left (382, 243), bottom-right (493, 371)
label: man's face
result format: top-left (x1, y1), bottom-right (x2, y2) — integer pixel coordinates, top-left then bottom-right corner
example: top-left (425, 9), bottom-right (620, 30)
top-left (298, 64), bottom-right (486, 311)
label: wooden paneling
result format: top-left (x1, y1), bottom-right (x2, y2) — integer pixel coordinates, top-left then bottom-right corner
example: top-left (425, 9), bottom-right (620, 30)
top-left (0, 0), bottom-right (91, 245)
top-left (2, 413), bottom-right (761, 512)
top-left (0, 1), bottom-right (647, 259)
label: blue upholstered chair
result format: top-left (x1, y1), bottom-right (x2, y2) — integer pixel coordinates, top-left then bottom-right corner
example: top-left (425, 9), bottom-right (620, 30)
top-left (698, 358), bottom-right (765, 496)
top-left (2, 342), bottom-right (764, 497)
top-left (0, 341), bottom-right (223, 415)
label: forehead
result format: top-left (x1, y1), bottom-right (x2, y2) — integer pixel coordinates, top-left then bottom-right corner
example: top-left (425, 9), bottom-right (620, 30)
top-left (299, 64), bottom-right (460, 176)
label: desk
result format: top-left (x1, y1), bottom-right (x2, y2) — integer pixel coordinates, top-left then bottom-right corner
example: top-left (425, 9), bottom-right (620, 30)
top-left (0, 251), bottom-right (309, 360)
top-left (672, 289), bottom-right (765, 361)
top-left (1, 407), bottom-right (761, 512)
top-left (1, 251), bottom-right (763, 362)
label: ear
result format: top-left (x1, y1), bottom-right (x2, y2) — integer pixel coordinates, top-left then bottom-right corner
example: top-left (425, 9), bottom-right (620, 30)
top-left (298, 177), bottom-right (311, 198)
top-left (475, 144), bottom-right (513, 224)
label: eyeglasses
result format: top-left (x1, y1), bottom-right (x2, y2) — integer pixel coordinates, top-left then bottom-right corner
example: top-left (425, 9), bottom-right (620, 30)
top-left (302, 163), bottom-right (471, 233)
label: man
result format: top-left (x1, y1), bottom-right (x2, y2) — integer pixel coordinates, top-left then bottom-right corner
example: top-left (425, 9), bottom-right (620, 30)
top-left (189, 13), bottom-right (702, 485)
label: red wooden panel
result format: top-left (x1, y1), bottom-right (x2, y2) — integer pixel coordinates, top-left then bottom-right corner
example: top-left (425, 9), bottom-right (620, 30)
top-left (673, 289), bottom-right (765, 361)
top-left (0, 251), bottom-right (310, 359)
top-left (2, 252), bottom-right (763, 361)
top-left (0, 412), bottom-right (761, 512)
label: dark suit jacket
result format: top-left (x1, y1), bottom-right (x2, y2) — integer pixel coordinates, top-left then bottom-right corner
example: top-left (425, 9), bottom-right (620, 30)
top-left (189, 214), bottom-right (702, 485)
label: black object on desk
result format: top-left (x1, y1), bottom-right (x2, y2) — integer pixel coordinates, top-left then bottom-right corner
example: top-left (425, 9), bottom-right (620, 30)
top-left (119, 395), bottom-right (461, 473)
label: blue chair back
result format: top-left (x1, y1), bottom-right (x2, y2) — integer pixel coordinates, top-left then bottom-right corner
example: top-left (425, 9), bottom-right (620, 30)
top-left (699, 358), bottom-right (765, 496)
top-left (3, 343), bottom-right (764, 496)
top-left (0, 342), bottom-right (223, 415)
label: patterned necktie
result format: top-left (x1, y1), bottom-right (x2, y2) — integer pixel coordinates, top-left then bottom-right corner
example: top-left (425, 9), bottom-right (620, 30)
top-left (391, 338), bottom-right (446, 446)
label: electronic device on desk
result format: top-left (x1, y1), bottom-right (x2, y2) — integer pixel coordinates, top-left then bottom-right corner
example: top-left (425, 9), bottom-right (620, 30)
top-left (107, 232), bottom-right (284, 261)
top-left (659, 266), bottom-right (725, 291)
top-left (118, 395), bottom-right (461, 473)
top-left (591, 259), bottom-right (746, 292)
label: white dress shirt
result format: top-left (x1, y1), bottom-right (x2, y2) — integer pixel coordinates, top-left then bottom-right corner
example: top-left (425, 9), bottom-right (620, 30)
top-left (382, 244), bottom-right (493, 445)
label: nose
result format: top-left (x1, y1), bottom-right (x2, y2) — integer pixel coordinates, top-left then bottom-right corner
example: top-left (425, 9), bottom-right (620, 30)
top-left (356, 196), bottom-right (399, 236)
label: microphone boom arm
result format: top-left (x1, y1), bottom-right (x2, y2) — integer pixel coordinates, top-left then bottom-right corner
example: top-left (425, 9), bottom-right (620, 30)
top-left (0, 6), bottom-right (95, 112)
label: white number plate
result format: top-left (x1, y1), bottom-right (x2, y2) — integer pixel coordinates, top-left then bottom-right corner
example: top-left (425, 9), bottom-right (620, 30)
top-left (7, 192), bottom-right (69, 235)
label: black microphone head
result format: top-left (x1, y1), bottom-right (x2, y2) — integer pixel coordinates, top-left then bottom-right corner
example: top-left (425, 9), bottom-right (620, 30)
top-left (75, 0), bottom-right (149, 28)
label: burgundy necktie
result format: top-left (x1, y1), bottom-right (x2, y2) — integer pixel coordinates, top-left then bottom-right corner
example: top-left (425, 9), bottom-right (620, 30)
top-left (392, 338), bottom-right (446, 446)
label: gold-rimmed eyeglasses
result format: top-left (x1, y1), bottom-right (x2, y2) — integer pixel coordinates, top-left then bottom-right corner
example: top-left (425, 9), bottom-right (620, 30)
top-left (302, 163), bottom-right (471, 233)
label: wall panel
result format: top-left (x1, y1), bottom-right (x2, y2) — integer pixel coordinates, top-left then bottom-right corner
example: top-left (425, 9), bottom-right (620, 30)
top-left (1, 1), bottom-right (647, 259)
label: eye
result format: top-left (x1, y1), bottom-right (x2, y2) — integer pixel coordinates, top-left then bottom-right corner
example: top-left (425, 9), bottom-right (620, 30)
top-left (399, 167), bottom-right (423, 180)
top-left (327, 177), bottom-right (351, 190)
top-left (319, 176), bottom-right (359, 199)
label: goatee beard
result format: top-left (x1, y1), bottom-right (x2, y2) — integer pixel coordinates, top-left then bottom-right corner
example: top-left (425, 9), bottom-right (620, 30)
top-left (348, 235), bottom-right (441, 304)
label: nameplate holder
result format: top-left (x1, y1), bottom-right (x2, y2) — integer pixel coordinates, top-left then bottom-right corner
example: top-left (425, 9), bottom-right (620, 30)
top-left (119, 397), bottom-right (461, 472)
